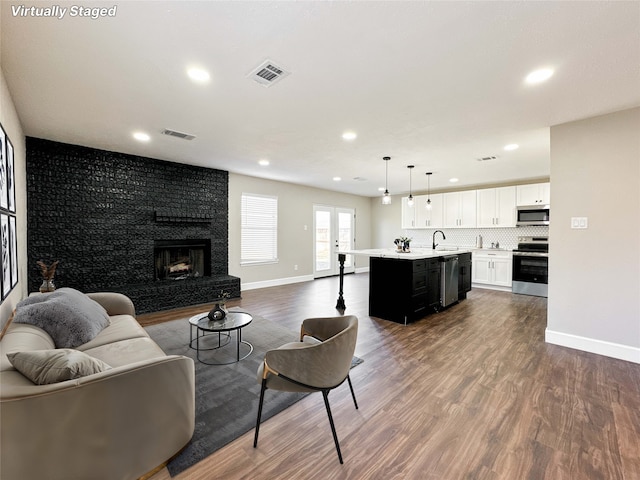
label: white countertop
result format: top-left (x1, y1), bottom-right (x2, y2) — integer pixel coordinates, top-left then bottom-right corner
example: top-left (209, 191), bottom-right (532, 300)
top-left (341, 248), bottom-right (474, 260)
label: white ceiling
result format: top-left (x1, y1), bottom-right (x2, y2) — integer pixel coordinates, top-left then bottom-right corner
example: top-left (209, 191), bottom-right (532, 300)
top-left (2, 1), bottom-right (639, 197)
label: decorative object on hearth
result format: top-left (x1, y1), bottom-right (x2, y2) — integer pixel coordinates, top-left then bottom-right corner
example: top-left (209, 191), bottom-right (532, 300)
top-left (207, 290), bottom-right (230, 321)
top-left (37, 260), bottom-right (59, 293)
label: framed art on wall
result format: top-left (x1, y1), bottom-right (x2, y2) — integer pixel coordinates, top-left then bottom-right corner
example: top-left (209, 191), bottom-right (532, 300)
top-left (7, 138), bottom-right (15, 213)
top-left (0, 120), bottom-right (17, 301)
top-left (0, 125), bottom-right (7, 211)
top-left (1, 213), bottom-right (10, 299)
top-left (9, 216), bottom-right (17, 289)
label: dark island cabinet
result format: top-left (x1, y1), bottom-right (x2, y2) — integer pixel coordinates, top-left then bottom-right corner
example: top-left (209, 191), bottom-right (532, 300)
top-left (369, 257), bottom-right (441, 325)
top-left (458, 252), bottom-right (472, 299)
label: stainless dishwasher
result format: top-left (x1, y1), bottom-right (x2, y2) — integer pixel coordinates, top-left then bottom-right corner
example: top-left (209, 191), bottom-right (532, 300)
top-left (440, 255), bottom-right (459, 308)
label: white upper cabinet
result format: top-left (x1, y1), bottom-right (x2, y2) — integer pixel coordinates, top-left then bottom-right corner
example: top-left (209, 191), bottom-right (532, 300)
top-left (516, 182), bottom-right (550, 206)
top-left (401, 196), bottom-right (416, 229)
top-left (443, 190), bottom-right (476, 228)
top-left (477, 186), bottom-right (516, 228)
top-left (401, 194), bottom-right (444, 229)
top-left (415, 193), bottom-right (444, 228)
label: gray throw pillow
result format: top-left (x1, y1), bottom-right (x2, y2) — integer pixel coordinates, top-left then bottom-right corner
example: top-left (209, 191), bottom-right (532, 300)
top-left (13, 288), bottom-right (111, 348)
top-left (7, 349), bottom-right (112, 385)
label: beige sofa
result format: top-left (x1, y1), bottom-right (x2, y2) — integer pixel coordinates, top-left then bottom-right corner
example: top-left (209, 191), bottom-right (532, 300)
top-left (0, 292), bottom-right (195, 480)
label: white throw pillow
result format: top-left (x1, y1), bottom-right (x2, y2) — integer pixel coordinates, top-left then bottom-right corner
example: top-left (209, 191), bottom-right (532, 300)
top-left (7, 349), bottom-right (112, 385)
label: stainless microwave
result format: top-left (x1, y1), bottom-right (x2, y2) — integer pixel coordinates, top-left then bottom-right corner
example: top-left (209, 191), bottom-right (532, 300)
top-left (516, 205), bottom-right (550, 226)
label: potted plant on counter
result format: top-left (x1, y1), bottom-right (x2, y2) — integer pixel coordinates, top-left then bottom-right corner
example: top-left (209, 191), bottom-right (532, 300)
top-left (394, 236), bottom-right (412, 253)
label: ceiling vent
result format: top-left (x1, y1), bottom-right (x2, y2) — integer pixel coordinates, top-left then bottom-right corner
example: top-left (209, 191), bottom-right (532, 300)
top-left (248, 59), bottom-right (291, 87)
top-left (477, 155), bottom-right (498, 162)
top-left (161, 129), bottom-right (196, 141)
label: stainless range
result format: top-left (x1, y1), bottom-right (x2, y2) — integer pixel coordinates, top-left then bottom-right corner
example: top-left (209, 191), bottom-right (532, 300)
top-left (512, 236), bottom-right (548, 297)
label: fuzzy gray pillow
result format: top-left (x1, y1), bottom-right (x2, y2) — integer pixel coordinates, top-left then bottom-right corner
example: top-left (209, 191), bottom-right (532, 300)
top-left (13, 288), bottom-right (111, 348)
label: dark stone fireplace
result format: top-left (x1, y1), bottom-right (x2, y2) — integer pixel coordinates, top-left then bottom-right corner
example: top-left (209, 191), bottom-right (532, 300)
top-left (26, 137), bottom-right (240, 313)
top-left (154, 239), bottom-right (211, 280)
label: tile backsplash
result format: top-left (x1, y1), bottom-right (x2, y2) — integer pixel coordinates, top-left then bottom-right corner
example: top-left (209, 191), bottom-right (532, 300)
top-left (401, 225), bottom-right (549, 250)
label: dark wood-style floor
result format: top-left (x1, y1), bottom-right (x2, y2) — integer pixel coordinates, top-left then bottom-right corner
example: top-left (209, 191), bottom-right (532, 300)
top-left (141, 274), bottom-right (640, 480)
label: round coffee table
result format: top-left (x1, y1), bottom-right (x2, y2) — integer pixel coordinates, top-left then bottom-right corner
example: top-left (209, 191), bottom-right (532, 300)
top-left (189, 311), bottom-right (253, 365)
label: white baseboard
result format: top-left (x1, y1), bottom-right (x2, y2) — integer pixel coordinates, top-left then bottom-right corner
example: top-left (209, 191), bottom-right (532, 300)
top-left (241, 274), bottom-right (314, 291)
top-left (471, 283), bottom-right (512, 293)
top-left (241, 269), bottom-right (369, 291)
top-left (545, 329), bottom-right (640, 364)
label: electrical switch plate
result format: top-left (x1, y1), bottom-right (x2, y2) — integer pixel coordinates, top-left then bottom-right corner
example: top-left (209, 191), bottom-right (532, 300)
top-left (571, 217), bottom-right (588, 229)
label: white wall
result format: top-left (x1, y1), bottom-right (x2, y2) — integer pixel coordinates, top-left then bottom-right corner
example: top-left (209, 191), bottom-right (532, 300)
top-left (0, 67), bottom-right (27, 330)
top-left (547, 107), bottom-right (640, 363)
top-left (228, 173), bottom-right (372, 289)
top-left (370, 194), bottom-right (403, 249)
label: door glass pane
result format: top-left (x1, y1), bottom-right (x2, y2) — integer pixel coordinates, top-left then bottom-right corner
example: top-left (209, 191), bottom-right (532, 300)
top-left (315, 211), bottom-right (331, 271)
top-left (337, 212), bottom-right (353, 267)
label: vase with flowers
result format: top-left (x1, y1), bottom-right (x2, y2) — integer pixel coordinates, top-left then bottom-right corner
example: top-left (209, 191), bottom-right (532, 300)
top-left (37, 260), bottom-right (59, 293)
top-left (208, 290), bottom-right (231, 321)
top-left (394, 236), bottom-right (412, 253)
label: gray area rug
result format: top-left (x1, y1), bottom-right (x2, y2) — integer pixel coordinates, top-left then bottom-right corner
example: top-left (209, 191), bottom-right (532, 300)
top-left (145, 308), bottom-right (362, 477)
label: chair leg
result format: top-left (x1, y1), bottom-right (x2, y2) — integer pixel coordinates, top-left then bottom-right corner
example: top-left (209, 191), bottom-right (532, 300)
top-left (253, 379), bottom-right (267, 448)
top-left (347, 374), bottom-right (358, 410)
top-left (322, 390), bottom-right (344, 464)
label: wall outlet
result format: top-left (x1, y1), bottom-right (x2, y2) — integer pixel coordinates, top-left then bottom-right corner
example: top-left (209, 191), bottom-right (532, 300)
top-left (294, 264), bottom-right (298, 271)
top-left (571, 217), bottom-right (588, 229)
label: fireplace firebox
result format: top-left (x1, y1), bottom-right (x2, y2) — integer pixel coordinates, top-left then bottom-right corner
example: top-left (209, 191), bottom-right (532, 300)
top-left (154, 239), bottom-right (211, 281)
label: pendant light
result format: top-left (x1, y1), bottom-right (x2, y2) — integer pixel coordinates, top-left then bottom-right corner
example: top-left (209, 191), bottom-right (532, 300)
top-left (406, 165), bottom-right (415, 207)
top-left (382, 156), bottom-right (391, 205)
top-left (425, 172), bottom-right (433, 210)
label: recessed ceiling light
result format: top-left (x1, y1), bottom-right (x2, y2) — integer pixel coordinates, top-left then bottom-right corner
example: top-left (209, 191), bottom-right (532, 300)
top-left (333, 177), bottom-right (342, 182)
top-left (525, 68), bottom-right (554, 85)
top-left (378, 187), bottom-right (385, 192)
top-left (342, 131), bottom-right (357, 141)
top-left (449, 178), bottom-right (459, 183)
top-left (258, 159), bottom-right (270, 166)
top-left (187, 67), bottom-right (210, 83)
top-left (133, 132), bottom-right (150, 142)
top-left (504, 144), bottom-right (519, 151)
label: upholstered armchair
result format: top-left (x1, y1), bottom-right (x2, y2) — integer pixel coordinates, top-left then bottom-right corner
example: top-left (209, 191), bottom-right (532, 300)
top-left (254, 315), bottom-right (359, 463)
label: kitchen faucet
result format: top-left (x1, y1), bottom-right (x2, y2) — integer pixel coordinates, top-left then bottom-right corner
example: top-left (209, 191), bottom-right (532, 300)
top-left (432, 230), bottom-right (446, 250)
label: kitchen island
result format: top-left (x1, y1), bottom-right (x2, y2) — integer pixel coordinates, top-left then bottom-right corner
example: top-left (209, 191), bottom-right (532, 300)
top-left (337, 248), bottom-right (472, 324)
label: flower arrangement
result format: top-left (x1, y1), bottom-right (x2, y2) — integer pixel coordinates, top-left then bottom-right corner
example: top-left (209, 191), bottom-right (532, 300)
top-left (217, 290), bottom-right (231, 304)
top-left (209, 290), bottom-right (231, 321)
top-left (37, 260), bottom-right (59, 280)
top-left (394, 236), bottom-right (412, 252)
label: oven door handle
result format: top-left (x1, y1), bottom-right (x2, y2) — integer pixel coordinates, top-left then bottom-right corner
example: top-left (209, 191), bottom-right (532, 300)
top-left (513, 252), bottom-right (549, 258)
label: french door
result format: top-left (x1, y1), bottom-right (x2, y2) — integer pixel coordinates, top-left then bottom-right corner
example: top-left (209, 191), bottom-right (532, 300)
top-left (313, 205), bottom-right (355, 278)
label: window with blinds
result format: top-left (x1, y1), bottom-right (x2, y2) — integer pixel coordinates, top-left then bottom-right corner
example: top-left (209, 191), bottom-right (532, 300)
top-left (241, 193), bottom-right (278, 265)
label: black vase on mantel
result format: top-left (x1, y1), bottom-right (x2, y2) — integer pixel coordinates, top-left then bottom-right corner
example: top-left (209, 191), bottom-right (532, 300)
top-left (207, 303), bottom-right (227, 321)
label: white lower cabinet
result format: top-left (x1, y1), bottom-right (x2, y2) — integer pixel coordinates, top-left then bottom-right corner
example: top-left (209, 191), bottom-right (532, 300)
top-left (472, 250), bottom-right (512, 288)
